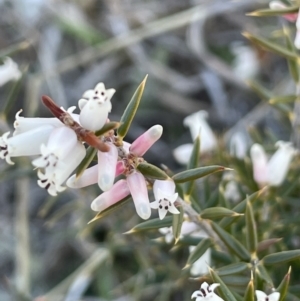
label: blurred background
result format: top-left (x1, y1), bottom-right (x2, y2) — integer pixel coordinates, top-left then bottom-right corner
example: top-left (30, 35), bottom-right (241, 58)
top-left (0, 0), bottom-right (296, 300)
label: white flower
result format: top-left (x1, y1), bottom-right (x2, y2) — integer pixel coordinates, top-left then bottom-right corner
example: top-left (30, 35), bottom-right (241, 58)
top-left (173, 111), bottom-right (217, 165)
top-left (191, 282), bottom-right (224, 301)
top-left (32, 127), bottom-right (85, 196)
top-left (229, 131), bottom-right (248, 159)
top-left (0, 125), bottom-right (55, 164)
top-left (150, 180), bottom-right (179, 220)
top-left (79, 82), bottom-right (115, 132)
top-left (255, 290), bottom-right (280, 301)
top-left (250, 141), bottom-right (296, 187)
top-left (0, 57), bottom-right (22, 87)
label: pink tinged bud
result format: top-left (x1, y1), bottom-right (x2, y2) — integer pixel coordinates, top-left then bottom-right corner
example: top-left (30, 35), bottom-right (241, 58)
top-left (250, 144), bottom-right (268, 185)
top-left (127, 172), bottom-right (151, 220)
top-left (0, 125), bottom-right (54, 165)
top-left (91, 179), bottom-right (130, 212)
top-left (269, 1), bottom-right (298, 22)
top-left (97, 144), bottom-right (118, 191)
top-left (78, 83), bottom-right (115, 132)
top-left (116, 161), bottom-right (125, 176)
top-left (130, 125), bottom-right (163, 156)
top-left (267, 141), bottom-right (295, 186)
top-left (67, 164), bottom-right (98, 188)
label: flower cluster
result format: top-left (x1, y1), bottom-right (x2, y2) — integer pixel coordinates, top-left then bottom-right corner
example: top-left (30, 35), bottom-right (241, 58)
top-left (0, 81), bottom-right (180, 220)
top-left (191, 283), bottom-right (280, 301)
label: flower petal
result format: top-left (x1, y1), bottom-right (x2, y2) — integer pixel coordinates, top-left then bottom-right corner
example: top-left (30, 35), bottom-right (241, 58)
top-left (67, 164), bottom-right (98, 188)
top-left (173, 143), bottom-right (193, 165)
top-left (250, 143), bottom-right (268, 185)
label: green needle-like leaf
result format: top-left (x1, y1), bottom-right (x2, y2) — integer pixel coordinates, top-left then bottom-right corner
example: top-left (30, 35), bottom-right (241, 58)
top-left (256, 263), bottom-right (274, 285)
top-left (211, 222), bottom-right (251, 262)
top-left (184, 238), bottom-right (212, 268)
top-left (173, 165), bottom-right (228, 183)
top-left (117, 75), bottom-right (148, 138)
top-left (184, 135), bottom-right (200, 195)
top-left (269, 95), bottom-right (297, 105)
top-left (95, 121), bottom-right (121, 136)
top-left (209, 268), bottom-right (238, 301)
top-left (243, 32), bottom-right (298, 60)
top-left (172, 206), bottom-right (184, 244)
top-left (126, 216), bottom-right (173, 233)
top-left (247, 6), bottom-right (299, 17)
top-left (247, 80), bottom-right (272, 101)
top-left (217, 262), bottom-right (249, 276)
top-left (220, 188), bottom-right (266, 228)
top-left (137, 162), bottom-right (169, 180)
top-left (244, 275), bottom-right (254, 301)
top-left (245, 200), bottom-right (257, 255)
top-left (200, 207), bottom-right (243, 220)
top-left (277, 267), bottom-right (291, 301)
top-left (263, 250), bottom-right (300, 265)
top-left (76, 146), bottom-right (97, 178)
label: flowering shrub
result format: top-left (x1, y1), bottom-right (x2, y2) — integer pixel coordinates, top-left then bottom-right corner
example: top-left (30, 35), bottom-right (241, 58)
top-left (2, 1), bottom-right (300, 300)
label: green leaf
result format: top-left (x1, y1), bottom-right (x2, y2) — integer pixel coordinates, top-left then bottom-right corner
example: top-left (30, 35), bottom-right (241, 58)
top-left (184, 238), bottom-right (212, 268)
top-left (247, 6), bottom-right (299, 17)
top-left (88, 196), bottom-right (132, 224)
top-left (245, 200), bottom-right (257, 255)
top-left (126, 216), bottom-right (172, 233)
top-left (76, 146), bottom-right (97, 178)
top-left (269, 95), bottom-right (297, 105)
top-left (217, 262), bottom-right (249, 276)
top-left (172, 206), bottom-right (184, 244)
top-left (283, 27), bottom-right (300, 83)
top-left (184, 136), bottom-right (200, 195)
top-left (117, 76), bottom-right (147, 138)
top-left (219, 188), bottom-right (266, 228)
top-left (243, 32), bottom-right (298, 60)
top-left (244, 276), bottom-right (254, 301)
top-left (172, 165), bottom-right (228, 183)
top-left (209, 268), bottom-right (238, 301)
top-left (95, 121), bottom-right (121, 136)
top-left (136, 162), bottom-right (169, 180)
top-left (211, 222), bottom-right (251, 262)
top-left (247, 80), bottom-right (272, 101)
top-left (200, 207), bottom-right (243, 220)
top-left (263, 250), bottom-right (300, 265)
top-left (277, 267), bottom-right (291, 301)
top-left (257, 238), bottom-right (282, 253)
top-left (256, 263), bottom-right (273, 285)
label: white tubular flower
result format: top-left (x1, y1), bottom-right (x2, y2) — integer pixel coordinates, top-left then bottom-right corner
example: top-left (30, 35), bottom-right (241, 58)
top-left (158, 227), bottom-right (174, 244)
top-left (250, 144), bottom-right (268, 186)
top-left (32, 127), bottom-right (85, 196)
top-left (250, 142), bottom-right (295, 187)
top-left (229, 132), bottom-right (248, 159)
top-left (0, 57), bottom-right (22, 87)
top-left (191, 282), bottom-right (224, 301)
top-left (267, 141), bottom-right (295, 186)
top-left (189, 244), bottom-right (211, 276)
top-left (173, 111), bottom-right (217, 165)
top-left (79, 82), bottom-right (115, 131)
top-left (150, 180), bottom-right (179, 220)
top-left (97, 143), bottom-right (118, 191)
top-left (67, 164), bottom-right (98, 188)
top-left (13, 107), bottom-right (77, 136)
top-left (255, 291), bottom-right (280, 301)
top-left (0, 125), bottom-right (54, 164)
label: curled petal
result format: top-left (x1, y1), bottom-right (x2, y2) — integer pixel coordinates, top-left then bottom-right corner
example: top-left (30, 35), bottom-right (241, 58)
top-left (91, 179), bottom-right (130, 212)
top-left (97, 144), bottom-right (118, 191)
top-left (127, 171), bottom-right (151, 220)
top-left (130, 125), bottom-right (163, 156)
